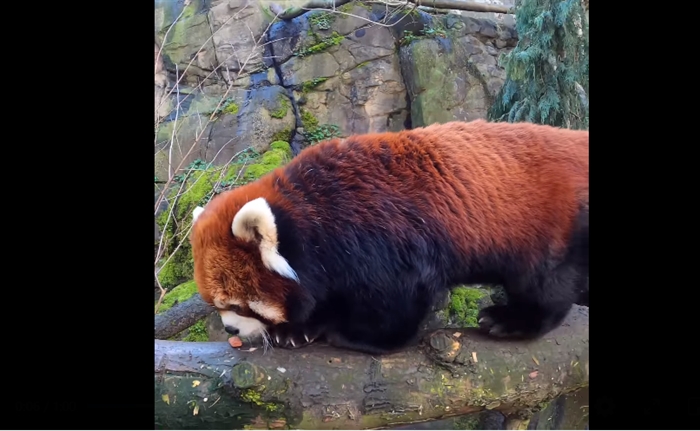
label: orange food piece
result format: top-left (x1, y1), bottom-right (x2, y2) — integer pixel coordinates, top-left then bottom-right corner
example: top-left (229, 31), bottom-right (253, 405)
top-left (228, 336), bottom-right (243, 348)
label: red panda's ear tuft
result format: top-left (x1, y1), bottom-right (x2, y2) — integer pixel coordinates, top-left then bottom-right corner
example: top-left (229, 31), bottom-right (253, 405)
top-left (192, 206), bottom-right (205, 223)
top-left (232, 197), bottom-right (299, 283)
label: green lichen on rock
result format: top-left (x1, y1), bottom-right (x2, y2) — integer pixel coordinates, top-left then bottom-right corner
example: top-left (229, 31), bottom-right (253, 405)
top-left (295, 31), bottom-right (344, 57)
top-left (223, 100), bottom-right (239, 115)
top-left (269, 95), bottom-right (290, 119)
top-left (300, 109), bottom-right (341, 144)
top-left (300, 109), bottom-right (319, 130)
top-left (308, 11), bottom-right (336, 30)
top-left (157, 280), bottom-right (198, 314)
top-left (270, 128), bottom-right (292, 143)
top-left (243, 141), bottom-right (293, 180)
top-left (301, 77), bottom-right (328, 94)
top-left (180, 1), bottom-right (198, 19)
top-left (448, 286), bottom-right (486, 327)
top-left (158, 0), bottom-right (212, 67)
top-left (306, 124), bottom-right (342, 144)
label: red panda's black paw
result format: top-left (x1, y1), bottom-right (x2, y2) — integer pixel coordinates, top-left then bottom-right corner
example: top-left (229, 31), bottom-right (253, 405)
top-left (268, 323), bottom-right (323, 349)
top-left (477, 305), bottom-right (527, 339)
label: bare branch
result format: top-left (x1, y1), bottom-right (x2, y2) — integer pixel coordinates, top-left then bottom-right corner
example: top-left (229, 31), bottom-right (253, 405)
top-left (154, 7), bottom-right (285, 215)
top-left (155, 293), bottom-right (214, 339)
top-left (269, 0), bottom-right (513, 21)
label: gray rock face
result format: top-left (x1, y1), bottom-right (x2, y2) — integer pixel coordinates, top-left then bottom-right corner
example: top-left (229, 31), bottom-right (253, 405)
top-left (154, 0), bottom-right (517, 180)
top-left (398, 12), bottom-right (517, 127)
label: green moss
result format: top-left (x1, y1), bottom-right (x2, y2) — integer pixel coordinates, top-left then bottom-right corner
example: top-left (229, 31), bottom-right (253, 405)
top-left (270, 128), bottom-right (292, 143)
top-left (240, 388), bottom-right (279, 412)
top-left (468, 386), bottom-right (499, 407)
top-left (156, 145), bottom-right (293, 289)
top-left (337, 1), bottom-right (371, 14)
top-left (156, 250), bottom-right (194, 289)
top-left (223, 100), bottom-right (239, 115)
top-left (454, 413), bottom-right (480, 430)
top-left (159, 4), bottom-right (211, 66)
top-left (243, 142), bottom-right (292, 181)
top-left (156, 162), bottom-right (244, 288)
top-left (270, 141), bottom-right (291, 152)
top-left (269, 95), bottom-right (289, 119)
top-left (300, 109), bottom-right (319, 130)
top-left (399, 24), bottom-right (448, 47)
top-left (448, 287), bottom-right (486, 327)
top-left (309, 11), bottom-right (336, 30)
top-left (157, 280), bottom-right (198, 314)
top-left (301, 77), bottom-right (328, 94)
top-left (182, 319), bottom-right (208, 341)
top-left (356, 61), bottom-right (370, 69)
top-left (338, 2), bottom-right (358, 13)
top-left (398, 7), bottom-right (421, 17)
top-left (295, 31), bottom-right (344, 57)
top-left (300, 109), bottom-right (341, 144)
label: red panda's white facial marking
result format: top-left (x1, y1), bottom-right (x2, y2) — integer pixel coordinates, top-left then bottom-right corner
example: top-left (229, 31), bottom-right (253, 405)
top-left (213, 297), bottom-right (284, 337)
top-left (248, 300), bottom-right (284, 323)
top-left (219, 310), bottom-right (266, 338)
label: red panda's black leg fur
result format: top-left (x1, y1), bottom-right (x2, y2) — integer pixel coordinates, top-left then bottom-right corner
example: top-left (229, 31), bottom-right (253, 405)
top-left (318, 281), bottom-right (436, 355)
top-left (477, 208), bottom-right (589, 339)
top-left (476, 260), bottom-right (583, 338)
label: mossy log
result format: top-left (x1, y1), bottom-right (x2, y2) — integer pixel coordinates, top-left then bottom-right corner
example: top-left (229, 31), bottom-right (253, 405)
top-left (269, 0), bottom-right (512, 21)
top-left (154, 305), bottom-right (588, 429)
top-left (155, 293), bottom-right (215, 340)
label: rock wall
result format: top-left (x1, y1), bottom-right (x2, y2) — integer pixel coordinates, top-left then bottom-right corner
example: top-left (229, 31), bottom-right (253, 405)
top-left (154, 0), bottom-right (518, 180)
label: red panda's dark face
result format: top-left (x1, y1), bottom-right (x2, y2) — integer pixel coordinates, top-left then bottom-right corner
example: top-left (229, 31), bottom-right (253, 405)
top-left (190, 192), bottom-right (300, 339)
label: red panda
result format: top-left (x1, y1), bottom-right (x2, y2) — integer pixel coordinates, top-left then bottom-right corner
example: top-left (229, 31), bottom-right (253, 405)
top-left (190, 119), bottom-right (589, 355)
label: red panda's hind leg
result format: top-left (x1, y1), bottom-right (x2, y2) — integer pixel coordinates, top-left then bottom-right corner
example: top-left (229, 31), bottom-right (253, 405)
top-left (477, 259), bottom-right (585, 339)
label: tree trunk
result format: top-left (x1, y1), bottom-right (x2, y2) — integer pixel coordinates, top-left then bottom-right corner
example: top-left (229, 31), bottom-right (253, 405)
top-left (154, 305), bottom-right (588, 429)
top-left (269, 0), bottom-right (512, 21)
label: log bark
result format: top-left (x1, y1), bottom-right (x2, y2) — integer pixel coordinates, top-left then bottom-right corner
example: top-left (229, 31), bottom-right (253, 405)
top-left (269, 0), bottom-right (512, 21)
top-left (155, 293), bottom-right (214, 340)
top-left (154, 305), bottom-right (588, 429)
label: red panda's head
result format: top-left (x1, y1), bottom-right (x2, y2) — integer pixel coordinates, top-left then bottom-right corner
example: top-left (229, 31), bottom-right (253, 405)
top-left (189, 188), bottom-right (301, 339)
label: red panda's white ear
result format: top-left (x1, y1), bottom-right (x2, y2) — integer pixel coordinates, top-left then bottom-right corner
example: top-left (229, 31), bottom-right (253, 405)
top-left (232, 197), bottom-right (299, 282)
top-left (192, 206), bottom-right (205, 223)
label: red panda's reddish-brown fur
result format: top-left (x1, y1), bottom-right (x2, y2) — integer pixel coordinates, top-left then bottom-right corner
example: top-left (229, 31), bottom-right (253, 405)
top-left (190, 119), bottom-right (589, 354)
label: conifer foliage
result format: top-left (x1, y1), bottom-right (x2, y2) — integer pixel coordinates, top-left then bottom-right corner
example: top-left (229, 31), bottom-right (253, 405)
top-left (488, 0), bottom-right (589, 130)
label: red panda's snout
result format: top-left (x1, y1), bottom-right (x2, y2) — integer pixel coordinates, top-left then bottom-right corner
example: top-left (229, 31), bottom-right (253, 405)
top-left (219, 309), bottom-right (267, 338)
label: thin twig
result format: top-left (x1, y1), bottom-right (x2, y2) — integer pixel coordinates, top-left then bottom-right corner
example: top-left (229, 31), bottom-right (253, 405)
top-left (154, 8), bottom-right (284, 214)
top-left (168, 64), bottom-right (180, 180)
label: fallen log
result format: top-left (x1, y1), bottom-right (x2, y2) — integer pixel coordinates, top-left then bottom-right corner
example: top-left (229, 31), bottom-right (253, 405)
top-left (154, 305), bottom-right (588, 429)
top-left (155, 293), bottom-right (214, 340)
top-left (269, 0), bottom-right (512, 21)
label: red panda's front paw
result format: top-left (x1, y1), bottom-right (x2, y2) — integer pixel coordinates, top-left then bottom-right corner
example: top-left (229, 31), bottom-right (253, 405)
top-left (268, 323), bottom-right (322, 349)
